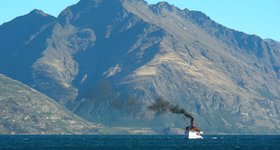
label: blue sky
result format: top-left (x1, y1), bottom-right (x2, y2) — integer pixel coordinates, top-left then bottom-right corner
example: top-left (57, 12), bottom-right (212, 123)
top-left (1, 0), bottom-right (279, 41)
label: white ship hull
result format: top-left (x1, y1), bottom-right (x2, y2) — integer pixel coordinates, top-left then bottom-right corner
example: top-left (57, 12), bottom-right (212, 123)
top-left (186, 131), bottom-right (203, 139)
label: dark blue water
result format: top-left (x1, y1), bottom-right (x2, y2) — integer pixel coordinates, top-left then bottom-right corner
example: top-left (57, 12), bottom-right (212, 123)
top-left (0, 135), bottom-right (279, 150)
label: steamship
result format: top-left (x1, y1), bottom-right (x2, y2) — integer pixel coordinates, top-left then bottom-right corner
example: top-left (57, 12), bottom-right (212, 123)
top-left (184, 117), bottom-right (203, 139)
top-left (185, 125), bottom-right (203, 139)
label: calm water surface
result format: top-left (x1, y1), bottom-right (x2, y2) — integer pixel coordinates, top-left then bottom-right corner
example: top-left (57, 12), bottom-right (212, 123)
top-left (0, 135), bottom-right (279, 150)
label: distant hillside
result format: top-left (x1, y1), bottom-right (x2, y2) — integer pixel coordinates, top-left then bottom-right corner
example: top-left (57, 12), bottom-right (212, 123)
top-left (0, 0), bottom-right (279, 134)
top-left (0, 74), bottom-right (104, 134)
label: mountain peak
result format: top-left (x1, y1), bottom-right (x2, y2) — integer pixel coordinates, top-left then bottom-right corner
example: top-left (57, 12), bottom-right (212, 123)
top-left (58, 0), bottom-right (128, 26)
top-left (155, 1), bottom-right (171, 7)
top-left (78, 0), bottom-right (124, 6)
top-left (29, 9), bottom-right (52, 17)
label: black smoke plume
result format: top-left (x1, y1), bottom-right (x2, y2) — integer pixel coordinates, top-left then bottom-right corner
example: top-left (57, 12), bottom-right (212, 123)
top-left (148, 97), bottom-right (194, 124)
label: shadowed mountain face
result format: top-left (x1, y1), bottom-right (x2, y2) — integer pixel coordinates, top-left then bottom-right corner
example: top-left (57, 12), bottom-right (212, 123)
top-left (0, 10), bottom-right (56, 83)
top-left (0, 0), bottom-right (280, 134)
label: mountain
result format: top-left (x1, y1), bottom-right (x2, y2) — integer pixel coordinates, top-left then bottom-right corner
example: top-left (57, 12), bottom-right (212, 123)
top-left (0, 10), bottom-right (56, 83)
top-left (0, 0), bottom-right (279, 134)
top-left (0, 74), bottom-right (106, 134)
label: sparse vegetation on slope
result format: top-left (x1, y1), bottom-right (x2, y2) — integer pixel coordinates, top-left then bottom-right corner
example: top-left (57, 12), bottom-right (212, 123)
top-left (0, 74), bottom-right (105, 134)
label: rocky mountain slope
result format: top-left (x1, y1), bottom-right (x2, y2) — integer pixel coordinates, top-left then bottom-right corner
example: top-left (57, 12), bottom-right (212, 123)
top-left (0, 74), bottom-right (105, 134)
top-left (0, 0), bottom-right (279, 134)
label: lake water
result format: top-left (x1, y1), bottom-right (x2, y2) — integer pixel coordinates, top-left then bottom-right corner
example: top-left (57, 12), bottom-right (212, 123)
top-left (0, 135), bottom-right (279, 150)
